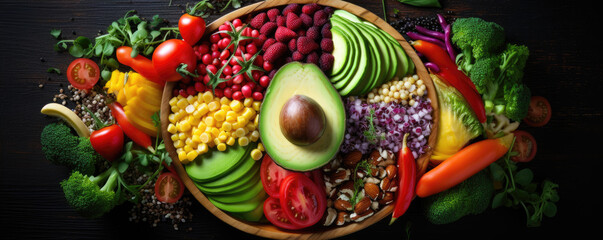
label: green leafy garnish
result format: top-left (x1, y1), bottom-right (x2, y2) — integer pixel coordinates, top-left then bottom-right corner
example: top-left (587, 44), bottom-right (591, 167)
top-left (50, 29), bottom-right (62, 39)
top-left (489, 137), bottom-right (559, 227)
top-left (363, 107), bottom-right (385, 144)
top-left (47, 67), bottom-right (61, 75)
top-left (349, 159), bottom-right (373, 205)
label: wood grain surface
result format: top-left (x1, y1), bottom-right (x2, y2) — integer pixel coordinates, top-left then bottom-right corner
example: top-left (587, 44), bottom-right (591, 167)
top-left (0, 0), bottom-right (600, 239)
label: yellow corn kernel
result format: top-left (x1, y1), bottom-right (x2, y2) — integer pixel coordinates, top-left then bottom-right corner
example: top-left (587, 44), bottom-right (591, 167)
top-left (192, 134), bottom-right (201, 143)
top-left (220, 97), bottom-right (231, 106)
top-left (187, 150), bottom-right (199, 161)
top-left (173, 140), bottom-right (184, 148)
top-left (170, 105), bottom-right (179, 113)
top-left (237, 116), bottom-right (248, 127)
top-left (176, 148), bottom-right (184, 154)
top-left (250, 130), bottom-right (260, 142)
top-left (238, 136), bottom-right (249, 146)
top-left (183, 145), bottom-right (193, 153)
top-left (242, 107), bottom-right (255, 121)
top-left (167, 123), bottom-right (177, 134)
top-left (178, 151), bottom-right (188, 162)
top-left (245, 122), bottom-right (256, 132)
top-left (185, 138), bottom-right (194, 146)
top-left (186, 95), bottom-right (196, 104)
top-left (197, 143), bottom-right (208, 154)
top-left (257, 143), bottom-right (265, 152)
top-left (231, 122), bottom-right (240, 130)
top-left (252, 101), bottom-right (262, 111)
top-left (230, 100), bottom-right (244, 112)
top-left (202, 91), bottom-right (214, 103)
top-left (220, 104), bottom-right (231, 112)
top-left (213, 137), bottom-right (222, 146)
top-left (234, 128), bottom-right (246, 138)
top-left (225, 111), bottom-right (237, 123)
top-left (178, 132), bottom-right (187, 141)
top-left (189, 116), bottom-right (201, 127)
top-left (207, 140), bottom-right (216, 148)
top-left (170, 134), bottom-right (179, 142)
top-left (177, 98), bottom-right (189, 109)
top-left (168, 113), bottom-right (177, 123)
top-left (204, 116), bottom-right (215, 127)
top-left (185, 104), bottom-right (195, 114)
top-left (200, 132), bottom-right (211, 143)
top-left (217, 143), bottom-right (227, 152)
top-left (210, 127), bottom-right (220, 138)
top-left (169, 97), bottom-right (178, 107)
top-left (214, 110), bottom-right (226, 122)
top-left (218, 131), bottom-right (229, 142)
top-left (254, 114), bottom-right (259, 127)
top-left (250, 149), bottom-right (263, 160)
top-left (197, 121), bottom-right (207, 132)
top-left (196, 103), bottom-right (209, 116)
top-left (221, 122), bottom-right (232, 132)
top-left (208, 101), bottom-right (220, 112)
top-left (226, 136), bottom-right (236, 146)
top-left (179, 121), bottom-right (191, 132)
top-left (243, 98), bottom-right (253, 107)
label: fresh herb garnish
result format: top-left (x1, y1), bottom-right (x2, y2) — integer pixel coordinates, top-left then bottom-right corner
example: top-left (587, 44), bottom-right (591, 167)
top-left (350, 159), bottom-right (373, 205)
top-left (47, 67), bottom-right (61, 75)
top-left (489, 137), bottom-right (559, 227)
top-left (50, 29), bottom-right (62, 39)
top-left (363, 107), bottom-right (385, 144)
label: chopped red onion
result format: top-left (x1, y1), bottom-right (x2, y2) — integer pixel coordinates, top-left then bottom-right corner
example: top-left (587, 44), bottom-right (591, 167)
top-left (341, 97), bottom-right (433, 159)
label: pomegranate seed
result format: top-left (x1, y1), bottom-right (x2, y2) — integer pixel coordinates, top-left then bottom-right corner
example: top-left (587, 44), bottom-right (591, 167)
top-left (232, 65), bottom-right (243, 74)
top-left (223, 87), bottom-right (233, 98)
top-left (263, 61), bottom-right (273, 71)
top-left (202, 54), bottom-right (212, 65)
top-left (178, 89), bottom-right (189, 98)
top-left (241, 85), bottom-right (252, 98)
top-left (251, 29), bottom-right (260, 38)
top-left (206, 65), bottom-right (218, 74)
top-left (222, 65), bottom-right (232, 76)
top-left (203, 75), bottom-right (211, 85)
top-left (210, 34), bottom-right (220, 43)
top-left (233, 74), bottom-right (244, 85)
top-left (211, 43), bottom-right (219, 52)
top-left (195, 82), bottom-right (205, 92)
top-left (246, 43), bottom-right (258, 55)
top-left (251, 71), bottom-right (262, 82)
top-left (231, 84), bottom-right (241, 92)
top-left (197, 43), bottom-right (210, 55)
top-left (211, 50), bottom-right (220, 59)
top-left (252, 91), bottom-right (263, 101)
top-left (259, 76), bottom-right (271, 88)
top-left (232, 91), bottom-right (243, 100)
top-left (233, 18), bottom-right (243, 28)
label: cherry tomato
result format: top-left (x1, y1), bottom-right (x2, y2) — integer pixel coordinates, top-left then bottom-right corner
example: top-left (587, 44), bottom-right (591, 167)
top-left (279, 173), bottom-right (326, 228)
top-left (89, 125), bottom-right (124, 162)
top-left (511, 130), bottom-right (537, 163)
top-left (152, 39), bottom-right (197, 82)
top-left (260, 154), bottom-right (293, 198)
top-left (524, 96), bottom-right (552, 127)
top-left (66, 58), bottom-right (100, 90)
top-left (155, 172), bottom-right (184, 203)
top-left (178, 13), bottom-right (206, 46)
top-left (263, 197), bottom-right (303, 230)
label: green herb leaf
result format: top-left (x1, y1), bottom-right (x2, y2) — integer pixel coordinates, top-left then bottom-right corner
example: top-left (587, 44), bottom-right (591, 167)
top-left (50, 29), bottom-right (62, 39)
top-left (514, 168), bottom-right (533, 187)
top-left (47, 67), bottom-right (61, 75)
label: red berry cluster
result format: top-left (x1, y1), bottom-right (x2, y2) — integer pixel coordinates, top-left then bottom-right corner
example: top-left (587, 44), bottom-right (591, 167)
top-left (174, 18), bottom-right (269, 101)
top-left (253, 3), bottom-right (334, 72)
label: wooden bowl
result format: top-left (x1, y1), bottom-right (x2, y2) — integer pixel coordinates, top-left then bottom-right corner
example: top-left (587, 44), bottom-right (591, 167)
top-left (160, 0), bottom-right (439, 239)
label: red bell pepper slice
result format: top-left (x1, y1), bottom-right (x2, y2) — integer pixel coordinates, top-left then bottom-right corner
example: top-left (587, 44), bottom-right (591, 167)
top-left (109, 102), bottom-right (155, 153)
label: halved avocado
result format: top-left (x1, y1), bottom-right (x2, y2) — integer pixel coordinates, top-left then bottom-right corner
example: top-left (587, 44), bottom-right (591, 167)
top-left (259, 62), bottom-right (346, 171)
top-left (185, 142), bottom-right (252, 183)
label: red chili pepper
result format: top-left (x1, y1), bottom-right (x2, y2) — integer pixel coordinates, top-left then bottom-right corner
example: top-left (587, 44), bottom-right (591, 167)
top-left (109, 102), bottom-right (155, 154)
top-left (412, 40), bottom-right (487, 123)
top-left (389, 133), bottom-right (417, 225)
top-left (115, 46), bottom-right (171, 84)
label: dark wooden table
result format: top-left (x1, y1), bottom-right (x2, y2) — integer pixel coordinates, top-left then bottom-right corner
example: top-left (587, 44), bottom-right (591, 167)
top-left (1, 0), bottom-right (599, 239)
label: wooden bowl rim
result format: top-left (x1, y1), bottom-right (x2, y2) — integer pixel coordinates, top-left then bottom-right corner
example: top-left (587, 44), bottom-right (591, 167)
top-left (160, 0), bottom-right (439, 239)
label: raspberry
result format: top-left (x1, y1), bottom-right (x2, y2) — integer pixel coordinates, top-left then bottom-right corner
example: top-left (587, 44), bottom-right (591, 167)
top-left (313, 9), bottom-right (329, 26)
top-left (319, 53), bottom-right (334, 71)
top-left (274, 26), bottom-right (297, 43)
top-left (282, 3), bottom-right (300, 16)
top-left (250, 12), bottom-right (267, 29)
top-left (286, 12), bottom-right (303, 31)
top-left (297, 36), bottom-right (319, 55)
top-left (292, 51), bottom-right (304, 61)
top-left (288, 38), bottom-right (297, 52)
top-left (253, 34), bottom-right (267, 47)
top-left (300, 13), bottom-right (313, 27)
top-left (306, 26), bottom-right (321, 41)
top-left (262, 38), bottom-right (277, 51)
top-left (320, 38), bottom-right (334, 52)
top-left (321, 23), bottom-right (332, 38)
top-left (276, 15), bottom-right (286, 27)
top-left (263, 42), bottom-right (288, 63)
top-left (306, 51), bottom-right (319, 65)
top-left (267, 8), bottom-right (280, 22)
top-left (302, 3), bottom-right (321, 15)
top-left (259, 22), bottom-right (278, 36)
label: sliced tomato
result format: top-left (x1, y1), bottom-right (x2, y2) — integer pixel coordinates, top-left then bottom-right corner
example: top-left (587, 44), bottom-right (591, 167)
top-left (260, 154), bottom-right (294, 198)
top-left (155, 172), bottom-right (184, 203)
top-left (304, 169), bottom-right (326, 197)
top-left (511, 130), bottom-right (537, 163)
top-left (279, 173), bottom-right (326, 228)
top-left (66, 58), bottom-right (100, 90)
top-left (263, 197), bottom-right (303, 230)
top-left (524, 96), bottom-right (551, 127)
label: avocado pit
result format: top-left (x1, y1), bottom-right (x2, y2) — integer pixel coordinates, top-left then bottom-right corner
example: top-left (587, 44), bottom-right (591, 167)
top-left (279, 95), bottom-right (326, 146)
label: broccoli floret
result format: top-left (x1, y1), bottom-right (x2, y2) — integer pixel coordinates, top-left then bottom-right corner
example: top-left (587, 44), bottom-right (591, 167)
top-left (41, 122), bottom-right (102, 175)
top-left (60, 166), bottom-right (120, 218)
top-left (468, 56), bottom-right (502, 95)
top-left (421, 170), bottom-right (494, 225)
top-left (452, 17), bottom-right (506, 73)
top-left (504, 82), bottom-right (531, 121)
top-left (41, 123), bottom-right (79, 165)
